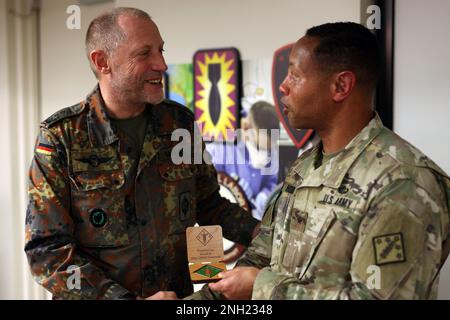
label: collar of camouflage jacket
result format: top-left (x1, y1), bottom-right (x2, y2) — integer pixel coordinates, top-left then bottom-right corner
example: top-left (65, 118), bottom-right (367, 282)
top-left (84, 85), bottom-right (120, 147)
top-left (84, 84), bottom-right (164, 148)
top-left (83, 85), bottom-right (183, 175)
top-left (293, 112), bottom-right (384, 189)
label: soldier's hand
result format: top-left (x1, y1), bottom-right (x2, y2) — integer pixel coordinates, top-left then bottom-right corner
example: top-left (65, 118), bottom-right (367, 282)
top-left (208, 267), bottom-right (260, 300)
top-left (143, 291), bottom-right (179, 300)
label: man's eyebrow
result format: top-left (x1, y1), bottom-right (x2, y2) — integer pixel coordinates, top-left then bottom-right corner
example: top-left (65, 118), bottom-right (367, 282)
top-left (131, 45), bottom-right (150, 54)
top-left (131, 42), bottom-right (165, 54)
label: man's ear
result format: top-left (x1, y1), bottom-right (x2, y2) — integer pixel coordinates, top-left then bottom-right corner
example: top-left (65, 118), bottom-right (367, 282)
top-left (331, 71), bottom-right (356, 102)
top-left (89, 50), bottom-right (111, 76)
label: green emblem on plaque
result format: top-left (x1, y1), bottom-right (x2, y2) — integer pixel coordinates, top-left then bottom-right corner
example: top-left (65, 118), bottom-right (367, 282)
top-left (194, 264), bottom-right (223, 278)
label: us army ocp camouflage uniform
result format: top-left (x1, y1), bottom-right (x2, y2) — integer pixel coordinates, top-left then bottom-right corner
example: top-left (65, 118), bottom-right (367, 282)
top-left (25, 85), bottom-right (258, 299)
top-left (236, 113), bottom-right (450, 300)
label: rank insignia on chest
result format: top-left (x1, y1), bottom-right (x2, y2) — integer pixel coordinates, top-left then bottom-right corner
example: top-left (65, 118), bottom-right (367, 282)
top-left (373, 232), bottom-right (406, 266)
top-left (186, 225), bottom-right (226, 283)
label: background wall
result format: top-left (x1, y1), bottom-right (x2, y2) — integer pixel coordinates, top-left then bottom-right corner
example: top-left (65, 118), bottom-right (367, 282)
top-left (394, 0), bottom-right (450, 299)
top-left (40, 0), bottom-right (113, 120)
top-left (117, 0), bottom-right (360, 63)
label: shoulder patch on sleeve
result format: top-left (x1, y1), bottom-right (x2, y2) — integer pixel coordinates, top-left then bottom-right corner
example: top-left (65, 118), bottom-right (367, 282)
top-left (373, 232), bottom-right (406, 266)
top-left (41, 102), bottom-right (85, 128)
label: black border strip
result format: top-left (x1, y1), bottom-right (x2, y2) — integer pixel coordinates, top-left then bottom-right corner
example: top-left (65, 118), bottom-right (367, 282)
top-left (361, 0), bottom-right (395, 130)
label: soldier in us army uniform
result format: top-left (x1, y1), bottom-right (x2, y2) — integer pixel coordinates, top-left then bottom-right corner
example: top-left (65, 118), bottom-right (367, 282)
top-left (189, 22), bottom-right (450, 300)
top-left (24, 7), bottom-right (259, 300)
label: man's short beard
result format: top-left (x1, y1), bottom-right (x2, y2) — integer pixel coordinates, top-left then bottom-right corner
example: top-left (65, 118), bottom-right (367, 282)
top-left (110, 72), bottom-right (165, 106)
top-left (110, 76), bottom-right (143, 103)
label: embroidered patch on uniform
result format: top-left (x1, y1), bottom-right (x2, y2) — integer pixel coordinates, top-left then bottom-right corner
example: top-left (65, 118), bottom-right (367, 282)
top-left (373, 232), bottom-right (406, 266)
top-left (285, 185), bottom-right (295, 194)
top-left (36, 143), bottom-right (55, 155)
top-left (89, 208), bottom-right (108, 228)
top-left (179, 192), bottom-right (191, 221)
top-left (75, 155), bottom-right (112, 168)
top-left (193, 264), bottom-right (223, 278)
top-left (338, 185), bottom-right (349, 194)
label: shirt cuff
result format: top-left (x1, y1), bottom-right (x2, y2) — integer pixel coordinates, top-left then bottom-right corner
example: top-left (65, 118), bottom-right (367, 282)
top-left (101, 283), bottom-right (135, 300)
top-left (252, 267), bottom-right (280, 300)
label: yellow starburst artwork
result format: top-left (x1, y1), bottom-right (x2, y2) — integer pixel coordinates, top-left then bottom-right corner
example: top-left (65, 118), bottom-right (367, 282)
top-left (194, 48), bottom-right (241, 141)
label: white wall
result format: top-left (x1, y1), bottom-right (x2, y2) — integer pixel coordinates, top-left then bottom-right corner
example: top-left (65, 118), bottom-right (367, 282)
top-left (40, 0), bottom-right (113, 119)
top-left (40, 0), bottom-right (360, 118)
top-left (117, 0), bottom-right (360, 63)
top-left (394, 0), bottom-right (450, 300)
top-left (394, 0), bottom-right (450, 174)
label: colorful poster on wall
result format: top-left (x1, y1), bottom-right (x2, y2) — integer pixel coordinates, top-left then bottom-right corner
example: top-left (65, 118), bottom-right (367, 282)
top-left (272, 44), bottom-right (314, 148)
top-left (166, 64), bottom-right (194, 111)
top-left (193, 48), bottom-right (241, 141)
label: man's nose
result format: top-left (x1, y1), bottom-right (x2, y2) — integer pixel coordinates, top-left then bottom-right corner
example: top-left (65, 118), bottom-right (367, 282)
top-left (279, 77), bottom-right (289, 96)
top-left (152, 54), bottom-right (168, 72)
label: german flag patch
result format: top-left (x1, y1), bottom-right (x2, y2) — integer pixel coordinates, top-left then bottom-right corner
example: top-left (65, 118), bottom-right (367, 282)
top-left (36, 143), bottom-right (55, 155)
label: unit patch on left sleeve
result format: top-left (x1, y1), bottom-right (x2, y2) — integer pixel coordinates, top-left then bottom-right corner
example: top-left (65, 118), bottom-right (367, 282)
top-left (372, 232), bottom-right (406, 266)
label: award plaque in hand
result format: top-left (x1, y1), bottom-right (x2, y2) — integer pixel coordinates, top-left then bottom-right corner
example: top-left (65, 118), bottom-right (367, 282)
top-left (186, 225), bottom-right (227, 284)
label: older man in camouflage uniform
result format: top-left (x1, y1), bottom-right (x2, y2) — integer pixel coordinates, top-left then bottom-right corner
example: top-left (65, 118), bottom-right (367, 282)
top-left (194, 22), bottom-right (450, 300)
top-left (25, 7), bottom-right (258, 300)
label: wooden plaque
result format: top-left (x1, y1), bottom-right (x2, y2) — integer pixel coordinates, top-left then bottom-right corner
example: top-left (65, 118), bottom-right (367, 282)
top-left (186, 225), bottom-right (227, 283)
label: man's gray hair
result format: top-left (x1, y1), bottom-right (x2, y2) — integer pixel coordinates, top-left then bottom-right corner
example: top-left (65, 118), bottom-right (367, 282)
top-left (85, 7), bottom-right (152, 78)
